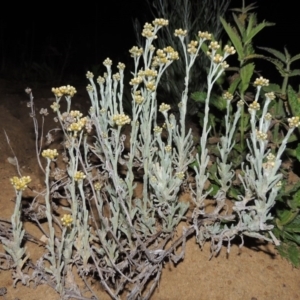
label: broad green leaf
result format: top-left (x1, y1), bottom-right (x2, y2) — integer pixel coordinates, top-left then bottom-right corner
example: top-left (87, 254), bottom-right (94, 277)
top-left (257, 46), bottom-right (286, 62)
top-left (287, 243), bottom-right (300, 267)
top-left (276, 209), bottom-right (299, 228)
top-left (289, 69), bottom-right (300, 77)
top-left (287, 85), bottom-right (300, 117)
top-left (239, 63), bottom-right (255, 93)
top-left (232, 13), bottom-right (245, 36)
top-left (220, 17), bottom-right (244, 61)
top-left (243, 21), bottom-right (275, 45)
top-left (191, 91), bottom-right (206, 103)
top-left (277, 243), bottom-right (300, 267)
top-left (244, 53), bottom-right (265, 60)
top-left (208, 184), bottom-right (219, 197)
top-left (296, 143), bottom-right (300, 162)
top-left (284, 215), bottom-right (300, 233)
top-left (259, 56), bottom-right (285, 72)
top-left (228, 76), bottom-right (241, 94)
top-left (290, 53), bottom-right (300, 64)
top-left (245, 13), bottom-right (256, 37)
top-left (230, 3), bottom-right (257, 14)
top-left (228, 187), bottom-right (240, 200)
top-left (210, 95), bottom-right (227, 111)
top-left (284, 47), bottom-right (291, 62)
top-left (262, 83), bottom-right (281, 93)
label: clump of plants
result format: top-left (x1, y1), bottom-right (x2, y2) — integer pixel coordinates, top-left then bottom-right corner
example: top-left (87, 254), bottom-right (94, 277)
top-left (0, 15), bottom-right (299, 300)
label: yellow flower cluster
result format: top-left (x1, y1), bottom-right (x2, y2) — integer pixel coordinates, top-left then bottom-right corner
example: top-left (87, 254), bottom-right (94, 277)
top-left (61, 214), bottom-right (73, 227)
top-left (187, 40), bottom-right (198, 54)
top-left (142, 23), bottom-right (157, 39)
top-left (86, 84), bottom-right (94, 92)
top-left (129, 46), bottom-right (143, 57)
top-left (97, 76), bottom-right (105, 84)
top-left (42, 149), bottom-right (59, 160)
top-left (129, 76), bottom-right (143, 86)
top-left (256, 130), bottom-right (268, 141)
top-left (198, 31), bottom-right (212, 40)
top-left (213, 54), bottom-right (223, 63)
top-left (254, 77), bottom-right (269, 87)
top-left (70, 110), bottom-right (83, 118)
top-left (86, 71), bottom-right (94, 79)
top-left (264, 113), bottom-right (272, 121)
top-left (165, 145), bottom-right (172, 152)
top-left (113, 73), bottom-right (121, 81)
top-left (146, 80), bottom-right (156, 91)
top-left (224, 45), bottom-right (236, 55)
top-left (248, 101), bottom-right (260, 112)
top-left (10, 176), bottom-right (31, 191)
top-left (153, 18), bottom-right (169, 26)
top-left (266, 153), bottom-right (275, 162)
top-left (74, 171), bottom-right (86, 181)
top-left (209, 41), bottom-right (220, 50)
top-left (117, 62), bottom-right (125, 70)
top-left (223, 92), bottom-right (233, 101)
top-left (138, 68), bottom-right (157, 78)
top-left (94, 182), bottom-right (102, 191)
top-left (152, 47), bottom-right (179, 67)
top-left (175, 172), bottom-right (185, 180)
top-left (159, 103), bottom-right (171, 112)
top-left (288, 116), bottom-right (300, 128)
top-left (133, 90), bottom-right (144, 104)
top-left (52, 85), bottom-right (77, 97)
top-left (174, 28), bottom-right (187, 37)
top-left (112, 114), bottom-right (131, 126)
top-left (68, 117), bottom-right (87, 136)
top-left (103, 58), bottom-right (112, 66)
top-left (265, 92), bottom-right (275, 100)
top-left (50, 102), bottom-right (60, 112)
top-left (153, 126), bottom-right (162, 134)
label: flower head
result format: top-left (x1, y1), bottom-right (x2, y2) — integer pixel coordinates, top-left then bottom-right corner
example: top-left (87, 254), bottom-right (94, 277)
top-left (42, 149), bottom-right (59, 160)
top-left (254, 77), bottom-right (269, 87)
top-left (112, 114), bottom-right (131, 126)
top-left (61, 214), bottom-right (73, 227)
top-left (10, 176), bottom-right (31, 191)
top-left (198, 31), bottom-right (212, 40)
top-left (288, 116), bottom-right (300, 128)
top-left (174, 28), bottom-right (187, 37)
top-left (159, 103), bottom-right (171, 112)
top-left (74, 171), bottom-right (86, 182)
top-left (52, 85), bottom-right (77, 97)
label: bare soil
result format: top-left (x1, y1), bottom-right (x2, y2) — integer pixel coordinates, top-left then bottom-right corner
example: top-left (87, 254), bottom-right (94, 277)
top-left (0, 79), bottom-right (299, 300)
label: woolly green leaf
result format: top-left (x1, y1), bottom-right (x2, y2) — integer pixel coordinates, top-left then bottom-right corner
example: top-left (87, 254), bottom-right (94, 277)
top-left (287, 85), bottom-right (300, 117)
top-left (257, 46), bottom-right (286, 62)
top-left (220, 17), bottom-right (244, 61)
top-left (290, 53), bottom-right (300, 64)
top-left (244, 21), bottom-right (275, 45)
top-left (239, 63), bottom-right (255, 93)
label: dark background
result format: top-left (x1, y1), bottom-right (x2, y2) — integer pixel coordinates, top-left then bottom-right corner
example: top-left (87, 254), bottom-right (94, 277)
top-left (0, 0), bottom-right (298, 85)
